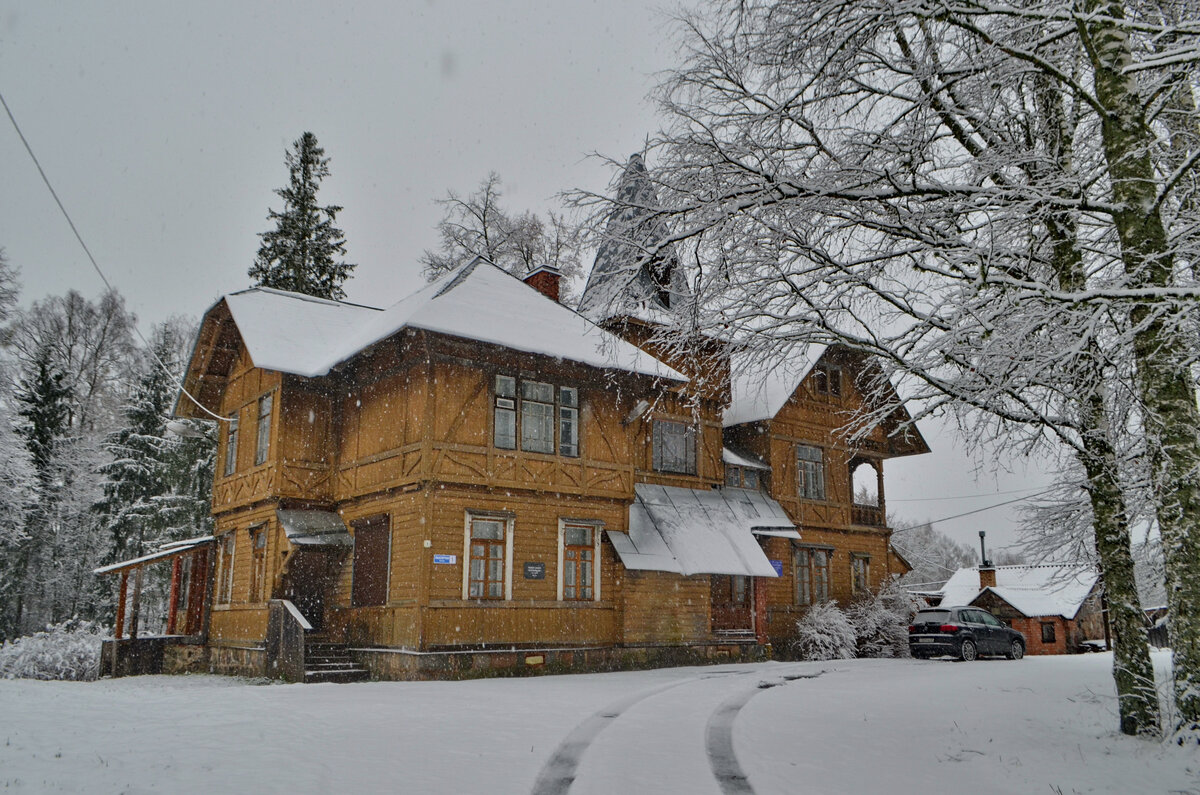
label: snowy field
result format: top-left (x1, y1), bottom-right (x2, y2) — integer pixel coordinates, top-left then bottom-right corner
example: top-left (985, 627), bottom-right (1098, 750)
top-left (2, 652), bottom-right (1196, 794)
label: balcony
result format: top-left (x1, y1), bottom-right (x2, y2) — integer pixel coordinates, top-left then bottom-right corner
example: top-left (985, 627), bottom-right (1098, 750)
top-left (851, 503), bottom-right (885, 527)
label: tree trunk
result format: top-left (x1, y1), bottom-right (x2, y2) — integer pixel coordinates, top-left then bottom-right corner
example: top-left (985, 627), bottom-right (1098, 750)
top-left (1084, 0), bottom-right (1200, 733)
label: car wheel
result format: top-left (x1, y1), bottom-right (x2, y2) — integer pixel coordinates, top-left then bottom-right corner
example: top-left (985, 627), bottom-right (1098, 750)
top-left (958, 639), bottom-right (977, 662)
top-left (1006, 639), bottom-right (1024, 660)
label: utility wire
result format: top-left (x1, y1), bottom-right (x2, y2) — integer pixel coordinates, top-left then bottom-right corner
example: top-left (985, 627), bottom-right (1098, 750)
top-left (923, 488), bottom-right (1057, 526)
top-left (1, 89), bottom-right (231, 423)
top-left (888, 485), bottom-right (1047, 502)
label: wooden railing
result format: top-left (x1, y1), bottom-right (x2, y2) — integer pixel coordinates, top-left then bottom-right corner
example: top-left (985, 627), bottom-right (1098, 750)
top-left (851, 504), bottom-right (885, 527)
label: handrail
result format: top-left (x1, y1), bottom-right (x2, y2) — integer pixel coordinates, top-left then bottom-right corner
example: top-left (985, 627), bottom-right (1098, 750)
top-left (280, 599), bottom-right (313, 631)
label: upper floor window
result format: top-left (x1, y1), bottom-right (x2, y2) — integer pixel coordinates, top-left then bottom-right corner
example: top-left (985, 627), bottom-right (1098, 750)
top-left (725, 465), bottom-right (763, 490)
top-left (653, 419), bottom-right (697, 475)
top-left (797, 445), bottom-right (826, 500)
top-left (812, 364), bottom-right (842, 397)
top-left (224, 416), bottom-right (239, 476)
top-left (494, 375), bottom-right (579, 457)
top-left (255, 394), bottom-right (273, 466)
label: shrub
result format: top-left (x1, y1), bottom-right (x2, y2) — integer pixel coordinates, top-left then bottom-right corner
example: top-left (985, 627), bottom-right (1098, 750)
top-left (846, 578), bottom-right (917, 658)
top-left (792, 601), bottom-right (856, 661)
top-left (0, 619), bottom-right (108, 681)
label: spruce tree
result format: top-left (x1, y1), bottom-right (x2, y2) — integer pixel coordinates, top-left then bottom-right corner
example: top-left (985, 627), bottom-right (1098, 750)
top-left (248, 132), bottom-right (355, 300)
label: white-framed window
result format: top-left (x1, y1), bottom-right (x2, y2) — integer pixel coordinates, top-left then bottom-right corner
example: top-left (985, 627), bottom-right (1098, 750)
top-left (462, 512), bottom-right (514, 600)
top-left (255, 393), bottom-right (273, 466)
top-left (653, 419), bottom-right (697, 474)
top-left (797, 444), bottom-right (825, 500)
top-left (494, 375), bottom-right (579, 457)
top-left (216, 532), bottom-right (236, 605)
top-left (557, 520), bottom-right (602, 602)
top-left (224, 416), bottom-right (239, 476)
top-left (248, 524), bottom-right (268, 603)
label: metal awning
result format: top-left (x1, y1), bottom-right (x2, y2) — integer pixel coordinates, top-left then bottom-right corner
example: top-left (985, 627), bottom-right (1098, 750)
top-left (278, 509), bottom-right (353, 547)
top-left (94, 536), bottom-right (213, 576)
top-left (609, 484), bottom-right (797, 577)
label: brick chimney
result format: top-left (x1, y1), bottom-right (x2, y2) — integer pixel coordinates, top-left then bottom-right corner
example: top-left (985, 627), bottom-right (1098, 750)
top-left (523, 265), bottom-right (562, 303)
top-left (979, 566), bottom-right (997, 589)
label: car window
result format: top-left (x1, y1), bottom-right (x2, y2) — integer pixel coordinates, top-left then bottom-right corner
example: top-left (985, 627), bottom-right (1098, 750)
top-left (978, 612), bottom-right (1002, 627)
top-left (962, 610), bottom-right (984, 624)
top-left (914, 610), bottom-right (950, 624)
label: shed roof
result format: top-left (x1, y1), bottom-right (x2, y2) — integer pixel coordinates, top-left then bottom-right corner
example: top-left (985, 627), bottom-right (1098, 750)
top-left (607, 484), bottom-right (793, 576)
top-left (939, 565), bottom-right (1099, 619)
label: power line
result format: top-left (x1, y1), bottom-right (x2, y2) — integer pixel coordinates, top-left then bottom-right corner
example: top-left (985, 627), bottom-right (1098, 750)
top-left (924, 488), bottom-right (1057, 526)
top-left (0, 89), bottom-right (231, 424)
top-left (888, 486), bottom-right (1047, 503)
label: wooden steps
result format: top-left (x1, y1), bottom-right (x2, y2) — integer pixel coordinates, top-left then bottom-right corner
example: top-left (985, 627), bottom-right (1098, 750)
top-left (303, 641), bottom-right (370, 684)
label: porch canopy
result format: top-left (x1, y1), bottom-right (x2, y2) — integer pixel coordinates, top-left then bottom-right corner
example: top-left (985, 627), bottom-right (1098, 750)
top-left (608, 484), bottom-right (796, 577)
top-left (93, 536), bottom-right (213, 576)
top-left (93, 536), bottom-right (214, 641)
top-left (277, 509), bottom-right (353, 547)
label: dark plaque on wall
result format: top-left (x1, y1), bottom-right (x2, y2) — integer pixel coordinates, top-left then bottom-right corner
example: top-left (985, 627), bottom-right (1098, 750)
top-left (524, 561), bottom-right (546, 580)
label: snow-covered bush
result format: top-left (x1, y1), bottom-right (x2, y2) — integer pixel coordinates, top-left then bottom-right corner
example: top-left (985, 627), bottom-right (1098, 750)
top-left (845, 579), bottom-right (914, 659)
top-left (0, 619), bottom-right (107, 681)
top-left (791, 601), bottom-right (856, 660)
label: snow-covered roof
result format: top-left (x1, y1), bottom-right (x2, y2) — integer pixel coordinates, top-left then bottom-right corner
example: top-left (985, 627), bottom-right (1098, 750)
top-left (217, 259), bottom-right (685, 383)
top-left (607, 484), bottom-right (793, 576)
top-left (939, 565), bottom-right (1099, 619)
top-left (277, 509), bottom-right (352, 547)
top-left (94, 536), bottom-right (213, 575)
top-left (725, 344), bottom-right (827, 427)
top-left (722, 446), bottom-right (770, 471)
top-left (577, 154), bottom-right (691, 325)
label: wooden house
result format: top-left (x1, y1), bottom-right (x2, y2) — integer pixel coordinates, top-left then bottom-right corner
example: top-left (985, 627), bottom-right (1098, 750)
top-left (101, 154), bottom-right (931, 680)
top-left (935, 564), bottom-right (1106, 654)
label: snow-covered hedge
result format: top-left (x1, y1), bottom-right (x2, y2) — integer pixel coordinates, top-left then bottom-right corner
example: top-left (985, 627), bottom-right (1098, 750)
top-left (792, 601), bottom-right (857, 660)
top-left (0, 619), bottom-right (107, 681)
top-left (792, 580), bottom-right (916, 661)
top-left (845, 580), bottom-right (915, 659)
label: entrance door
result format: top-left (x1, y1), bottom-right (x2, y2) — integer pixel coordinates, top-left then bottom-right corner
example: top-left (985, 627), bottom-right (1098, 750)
top-left (283, 550), bottom-right (339, 632)
top-left (711, 575), bottom-right (753, 632)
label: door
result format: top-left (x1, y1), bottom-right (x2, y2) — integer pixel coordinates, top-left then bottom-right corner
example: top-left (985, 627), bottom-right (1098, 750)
top-left (283, 550), bottom-right (338, 631)
top-left (711, 575), bottom-right (753, 632)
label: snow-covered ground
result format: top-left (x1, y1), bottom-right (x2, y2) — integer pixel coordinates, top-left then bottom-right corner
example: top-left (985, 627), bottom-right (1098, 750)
top-left (2, 652), bottom-right (1195, 794)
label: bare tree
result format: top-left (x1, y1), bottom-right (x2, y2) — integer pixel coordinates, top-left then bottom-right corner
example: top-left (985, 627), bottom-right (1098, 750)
top-left (422, 173), bottom-right (584, 299)
top-left (581, 0), bottom-right (1200, 736)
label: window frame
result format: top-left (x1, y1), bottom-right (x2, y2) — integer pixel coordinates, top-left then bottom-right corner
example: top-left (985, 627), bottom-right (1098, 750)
top-left (462, 512), bottom-right (514, 601)
top-left (254, 393), bottom-right (273, 466)
top-left (1041, 621), bottom-right (1057, 643)
top-left (493, 375), bottom-right (579, 457)
top-left (796, 444), bottom-right (826, 501)
top-left (725, 465), bottom-right (764, 490)
top-left (850, 553), bottom-right (870, 595)
top-left (248, 524), bottom-right (268, 603)
top-left (557, 519), bottom-right (602, 602)
top-left (795, 545), bottom-right (832, 605)
top-left (812, 363), bottom-right (842, 397)
top-left (216, 532), bottom-right (236, 605)
top-left (224, 415), bottom-right (239, 476)
top-left (652, 418), bottom-right (698, 475)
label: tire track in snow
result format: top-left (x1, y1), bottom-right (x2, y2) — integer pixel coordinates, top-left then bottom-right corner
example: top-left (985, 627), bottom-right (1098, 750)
top-left (530, 674), bottom-right (738, 795)
top-left (706, 672), bottom-right (823, 795)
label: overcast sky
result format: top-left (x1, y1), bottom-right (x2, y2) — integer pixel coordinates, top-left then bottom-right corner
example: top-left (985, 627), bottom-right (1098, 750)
top-left (0, 1), bottom-right (1054, 558)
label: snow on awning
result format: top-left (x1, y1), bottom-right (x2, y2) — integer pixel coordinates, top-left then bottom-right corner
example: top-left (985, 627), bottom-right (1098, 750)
top-left (722, 446), bottom-right (771, 472)
top-left (94, 536), bottom-right (213, 576)
top-left (278, 510), bottom-right (353, 547)
top-left (611, 484), bottom-right (794, 577)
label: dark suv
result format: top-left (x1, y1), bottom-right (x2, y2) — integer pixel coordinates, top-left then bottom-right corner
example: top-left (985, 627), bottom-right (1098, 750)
top-left (909, 606), bottom-right (1025, 661)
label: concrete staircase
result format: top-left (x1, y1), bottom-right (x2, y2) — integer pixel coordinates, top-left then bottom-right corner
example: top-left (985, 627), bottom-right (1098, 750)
top-left (303, 640), bottom-right (370, 684)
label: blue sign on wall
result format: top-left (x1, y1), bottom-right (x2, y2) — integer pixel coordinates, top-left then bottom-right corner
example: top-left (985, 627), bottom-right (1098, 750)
top-left (433, 554), bottom-right (457, 565)
top-left (770, 559), bottom-right (783, 576)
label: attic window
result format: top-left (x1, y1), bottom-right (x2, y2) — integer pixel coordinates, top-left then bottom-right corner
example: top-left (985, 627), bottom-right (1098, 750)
top-left (725, 465), bottom-right (762, 490)
top-left (493, 375), bottom-right (579, 457)
top-left (812, 364), bottom-right (841, 397)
